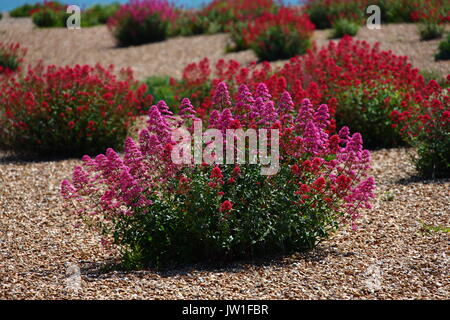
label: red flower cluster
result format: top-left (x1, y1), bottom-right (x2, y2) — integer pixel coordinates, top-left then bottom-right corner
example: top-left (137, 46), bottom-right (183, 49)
top-left (241, 7), bottom-right (315, 49)
top-left (28, 1), bottom-right (66, 15)
top-left (0, 42), bottom-right (27, 75)
top-left (0, 63), bottom-right (152, 155)
top-left (395, 78), bottom-right (450, 137)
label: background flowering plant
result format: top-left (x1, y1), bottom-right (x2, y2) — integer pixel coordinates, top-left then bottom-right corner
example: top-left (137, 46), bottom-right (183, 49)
top-left (108, 0), bottom-right (177, 47)
top-left (0, 63), bottom-right (152, 156)
top-left (29, 1), bottom-right (69, 28)
top-left (305, 0), bottom-right (450, 29)
top-left (10, 1), bottom-right (64, 18)
top-left (234, 7), bottom-right (315, 61)
top-left (394, 77), bottom-right (450, 178)
top-left (61, 82), bottom-right (375, 269)
top-left (173, 37), bottom-right (426, 148)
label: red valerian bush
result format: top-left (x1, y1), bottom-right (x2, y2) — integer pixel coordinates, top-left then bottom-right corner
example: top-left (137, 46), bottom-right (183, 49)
top-left (174, 36), bottom-right (426, 148)
top-left (0, 42), bottom-right (27, 75)
top-left (235, 7), bottom-right (315, 61)
top-left (0, 63), bottom-right (152, 156)
top-left (393, 77), bottom-right (450, 178)
top-left (61, 82), bottom-right (375, 268)
top-left (107, 0), bottom-right (177, 47)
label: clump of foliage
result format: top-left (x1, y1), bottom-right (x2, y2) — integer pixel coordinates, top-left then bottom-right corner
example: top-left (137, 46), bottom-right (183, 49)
top-left (0, 42), bottom-right (27, 74)
top-left (0, 63), bottom-right (152, 156)
top-left (330, 19), bottom-right (359, 39)
top-left (82, 3), bottom-right (120, 27)
top-left (418, 22), bottom-right (444, 40)
top-left (435, 33), bottom-right (450, 60)
top-left (32, 6), bottom-right (67, 28)
top-left (144, 76), bottom-right (178, 108)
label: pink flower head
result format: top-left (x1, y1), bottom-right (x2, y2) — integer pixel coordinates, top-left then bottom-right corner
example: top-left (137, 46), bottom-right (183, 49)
top-left (213, 81), bottom-right (231, 108)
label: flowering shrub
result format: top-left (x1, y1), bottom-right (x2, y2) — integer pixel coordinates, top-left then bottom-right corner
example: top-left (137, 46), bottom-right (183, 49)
top-left (26, 1), bottom-right (118, 28)
top-left (305, 0), bottom-right (450, 29)
top-left (436, 33), bottom-right (450, 61)
top-left (32, 6), bottom-right (67, 28)
top-left (107, 0), bottom-right (177, 47)
top-left (0, 63), bottom-right (152, 156)
top-left (330, 19), bottom-right (359, 39)
top-left (61, 82), bottom-right (375, 268)
top-left (418, 22), bottom-right (444, 41)
top-left (238, 7), bottom-right (315, 61)
top-left (10, 1), bottom-right (63, 18)
top-left (0, 42), bottom-right (27, 75)
top-left (394, 77), bottom-right (450, 178)
top-left (174, 37), bottom-right (426, 148)
top-left (144, 76), bottom-right (178, 107)
top-left (30, 1), bottom-right (68, 28)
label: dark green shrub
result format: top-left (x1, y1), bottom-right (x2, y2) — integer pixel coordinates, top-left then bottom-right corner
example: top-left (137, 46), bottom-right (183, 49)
top-left (252, 26), bottom-right (312, 62)
top-left (242, 8), bottom-right (315, 62)
top-left (330, 19), bottom-right (359, 39)
top-left (32, 8), bottom-right (66, 28)
top-left (415, 131), bottom-right (450, 178)
top-left (399, 79), bottom-right (450, 178)
top-left (227, 22), bottom-right (249, 52)
top-left (0, 63), bottom-right (152, 156)
top-left (419, 23), bottom-right (444, 41)
top-left (435, 33), bottom-right (450, 60)
top-left (144, 76), bottom-right (178, 108)
top-left (10, 4), bottom-right (36, 17)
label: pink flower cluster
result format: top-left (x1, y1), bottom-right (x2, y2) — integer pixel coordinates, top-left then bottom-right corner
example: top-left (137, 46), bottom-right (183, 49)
top-left (62, 82), bottom-right (375, 228)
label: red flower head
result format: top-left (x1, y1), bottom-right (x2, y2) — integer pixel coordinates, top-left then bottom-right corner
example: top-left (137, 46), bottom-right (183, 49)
top-left (210, 166), bottom-right (223, 179)
top-left (220, 200), bottom-right (233, 213)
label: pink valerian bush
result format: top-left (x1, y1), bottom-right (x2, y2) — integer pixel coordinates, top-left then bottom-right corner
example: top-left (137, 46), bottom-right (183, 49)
top-left (62, 82), bottom-right (375, 235)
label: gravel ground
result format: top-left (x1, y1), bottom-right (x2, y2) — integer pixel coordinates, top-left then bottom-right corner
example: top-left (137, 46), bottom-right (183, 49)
top-left (0, 148), bottom-right (448, 299)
